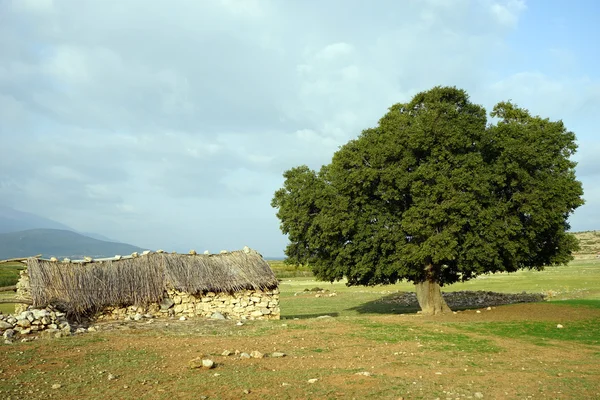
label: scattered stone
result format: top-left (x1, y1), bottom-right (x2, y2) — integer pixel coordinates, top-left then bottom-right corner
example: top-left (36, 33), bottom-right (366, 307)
top-left (307, 378), bottom-right (318, 384)
top-left (271, 352), bottom-right (286, 358)
top-left (211, 312), bottom-right (225, 320)
top-left (243, 389), bottom-right (250, 394)
top-left (76, 328), bottom-right (87, 334)
top-left (3, 329), bottom-right (15, 339)
top-left (51, 384), bottom-right (62, 389)
top-left (474, 393), bottom-right (484, 399)
top-left (133, 314), bottom-right (143, 321)
top-left (236, 321), bottom-right (244, 326)
top-left (486, 307), bottom-right (492, 311)
top-left (222, 350), bottom-right (232, 356)
top-left (202, 359), bottom-right (215, 369)
top-left (316, 315), bottom-right (332, 319)
top-left (355, 371), bottom-right (372, 376)
top-left (0, 321), bottom-right (12, 329)
top-left (160, 298), bottom-right (175, 310)
top-left (476, 310), bottom-right (481, 314)
top-left (107, 373), bottom-right (117, 381)
top-left (557, 324), bottom-right (564, 329)
top-left (123, 385), bottom-right (129, 389)
top-left (240, 353), bottom-right (251, 359)
top-left (179, 316), bottom-right (187, 321)
top-left (4, 339), bottom-right (13, 344)
top-left (250, 350), bottom-right (264, 359)
top-left (87, 326), bottom-right (97, 332)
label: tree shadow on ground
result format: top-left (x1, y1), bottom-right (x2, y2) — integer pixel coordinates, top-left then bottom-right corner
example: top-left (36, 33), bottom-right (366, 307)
top-left (282, 312), bottom-right (340, 320)
top-left (350, 291), bottom-right (547, 315)
top-left (348, 293), bottom-right (421, 315)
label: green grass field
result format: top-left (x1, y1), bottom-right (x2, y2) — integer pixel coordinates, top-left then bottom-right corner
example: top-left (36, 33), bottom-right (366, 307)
top-left (0, 257), bottom-right (599, 399)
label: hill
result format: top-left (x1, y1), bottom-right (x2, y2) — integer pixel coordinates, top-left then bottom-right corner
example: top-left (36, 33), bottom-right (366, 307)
top-left (0, 229), bottom-right (146, 259)
top-left (0, 205), bottom-right (73, 234)
top-left (573, 230), bottom-right (600, 258)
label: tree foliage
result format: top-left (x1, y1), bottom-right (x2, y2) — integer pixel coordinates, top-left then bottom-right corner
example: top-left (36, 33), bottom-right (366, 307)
top-left (272, 87), bottom-right (584, 289)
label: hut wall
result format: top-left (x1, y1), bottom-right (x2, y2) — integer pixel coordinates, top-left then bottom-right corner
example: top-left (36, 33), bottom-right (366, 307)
top-left (13, 269), bottom-right (280, 322)
top-left (14, 269), bottom-right (31, 315)
top-left (96, 288), bottom-right (280, 321)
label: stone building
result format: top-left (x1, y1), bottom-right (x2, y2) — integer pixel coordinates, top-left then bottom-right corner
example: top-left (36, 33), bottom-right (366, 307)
top-left (16, 247), bottom-right (280, 321)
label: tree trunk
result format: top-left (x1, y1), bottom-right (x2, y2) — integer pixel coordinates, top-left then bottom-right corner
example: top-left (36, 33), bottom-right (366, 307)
top-left (415, 280), bottom-right (451, 315)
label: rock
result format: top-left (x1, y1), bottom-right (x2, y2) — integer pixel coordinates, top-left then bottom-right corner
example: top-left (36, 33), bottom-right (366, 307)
top-left (211, 312), bottom-right (225, 320)
top-left (220, 250), bottom-right (228, 254)
top-left (316, 315), bottom-right (332, 319)
top-left (222, 350), bottom-right (232, 356)
top-left (476, 310), bottom-right (481, 314)
top-left (307, 378), bottom-right (318, 383)
top-left (179, 316), bottom-right (187, 321)
top-left (20, 328), bottom-right (31, 335)
top-left (0, 321), bottom-right (12, 329)
top-left (76, 328), bottom-right (87, 334)
top-left (4, 339), bottom-right (13, 345)
top-left (486, 307), bottom-right (492, 311)
top-left (355, 371), bottom-right (372, 376)
top-left (189, 250), bottom-right (197, 255)
top-left (271, 352), bottom-right (286, 358)
top-left (133, 314), bottom-right (143, 321)
top-left (17, 319), bottom-right (31, 328)
top-left (243, 246), bottom-right (251, 254)
top-left (474, 393), bottom-right (484, 399)
top-left (240, 353), bottom-right (251, 359)
top-left (204, 250), bottom-right (210, 255)
top-left (202, 359), bottom-right (215, 369)
top-left (144, 314), bottom-right (154, 319)
top-left (236, 321), bottom-right (244, 326)
top-left (250, 311), bottom-right (263, 317)
top-left (107, 374), bottom-right (117, 381)
top-left (87, 326), bottom-right (97, 332)
top-left (51, 384), bottom-right (62, 389)
top-left (557, 324), bottom-right (564, 329)
top-left (250, 350), bottom-right (264, 359)
top-left (243, 389), bottom-right (250, 394)
top-left (32, 309), bottom-right (50, 319)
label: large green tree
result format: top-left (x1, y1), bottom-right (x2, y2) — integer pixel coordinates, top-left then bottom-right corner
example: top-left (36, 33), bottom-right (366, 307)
top-left (272, 86), bottom-right (584, 314)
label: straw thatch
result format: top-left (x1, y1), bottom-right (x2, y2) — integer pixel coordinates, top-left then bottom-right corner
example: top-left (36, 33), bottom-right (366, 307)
top-left (26, 250), bottom-right (278, 318)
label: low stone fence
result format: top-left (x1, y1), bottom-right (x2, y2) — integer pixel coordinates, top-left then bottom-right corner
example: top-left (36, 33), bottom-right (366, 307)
top-left (96, 288), bottom-right (280, 321)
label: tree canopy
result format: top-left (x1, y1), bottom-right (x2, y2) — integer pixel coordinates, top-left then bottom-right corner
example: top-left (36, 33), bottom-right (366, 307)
top-left (271, 86), bottom-right (583, 313)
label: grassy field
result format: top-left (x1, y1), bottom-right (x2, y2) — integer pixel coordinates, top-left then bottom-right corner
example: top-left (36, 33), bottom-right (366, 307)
top-left (0, 256), bottom-right (599, 399)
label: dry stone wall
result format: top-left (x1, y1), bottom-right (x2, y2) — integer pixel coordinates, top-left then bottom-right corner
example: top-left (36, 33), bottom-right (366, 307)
top-left (96, 288), bottom-right (281, 321)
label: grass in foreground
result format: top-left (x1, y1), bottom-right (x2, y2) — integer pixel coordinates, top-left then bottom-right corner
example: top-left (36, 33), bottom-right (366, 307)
top-left (0, 260), bottom-right (598, 399)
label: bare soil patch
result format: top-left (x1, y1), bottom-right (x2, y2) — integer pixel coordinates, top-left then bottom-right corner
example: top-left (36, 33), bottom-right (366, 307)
top-left (1, 301), bottom-right (599, 399)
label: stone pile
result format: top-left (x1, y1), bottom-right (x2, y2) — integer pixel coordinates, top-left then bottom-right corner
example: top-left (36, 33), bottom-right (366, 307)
top-left (96, 288), bottom-right (280, 321)
top-left (383, 290), bottom-right (546, 308)
top-left (0, 307), bottom-right (72, 343)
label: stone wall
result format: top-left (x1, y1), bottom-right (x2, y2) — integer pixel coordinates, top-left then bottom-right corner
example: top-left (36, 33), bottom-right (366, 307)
top-left (14, 269), bottom-right (31, 315)
top-left (13, 268), bottom-right (280, 323)
top-left (96, 287), bottom-right (280, 321)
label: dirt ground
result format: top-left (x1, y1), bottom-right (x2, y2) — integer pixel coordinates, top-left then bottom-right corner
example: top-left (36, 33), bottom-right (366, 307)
top-left (1, 303), bottom-right (599, 400)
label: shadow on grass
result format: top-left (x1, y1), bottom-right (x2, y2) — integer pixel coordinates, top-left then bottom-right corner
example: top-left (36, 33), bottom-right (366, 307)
top-left (348, 294), bottom-right (420, 315)
top-left (283, 312), bottom-right (340, 319)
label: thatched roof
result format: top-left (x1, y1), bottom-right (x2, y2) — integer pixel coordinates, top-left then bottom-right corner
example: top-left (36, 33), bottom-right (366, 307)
top-left (25, 248), bottom-right (277, 317)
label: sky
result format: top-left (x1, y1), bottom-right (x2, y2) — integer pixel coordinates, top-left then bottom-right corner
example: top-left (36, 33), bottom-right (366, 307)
top-left (1, 0), bottom-right (599, 257)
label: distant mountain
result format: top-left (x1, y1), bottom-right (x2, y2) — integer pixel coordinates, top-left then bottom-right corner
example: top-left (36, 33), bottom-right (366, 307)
top-left (0, 205), bottom-right (73, 234)
top-left (0, 229), bottom-right (146, 259)
top-left (0, 205), bottom-right (120, 242)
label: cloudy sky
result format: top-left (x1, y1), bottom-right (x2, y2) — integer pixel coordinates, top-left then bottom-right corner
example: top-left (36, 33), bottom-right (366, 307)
top-left (1, 0), bottom-right (599, 256)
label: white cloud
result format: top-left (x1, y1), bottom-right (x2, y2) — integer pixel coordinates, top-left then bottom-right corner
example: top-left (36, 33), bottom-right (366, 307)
top-left (0, 0), bottom-right (597, 255)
